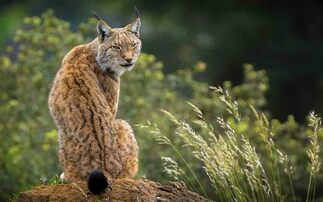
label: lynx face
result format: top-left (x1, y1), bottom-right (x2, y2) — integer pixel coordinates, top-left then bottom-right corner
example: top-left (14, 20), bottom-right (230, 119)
top-left (96, 15), bottom-right (141, 76)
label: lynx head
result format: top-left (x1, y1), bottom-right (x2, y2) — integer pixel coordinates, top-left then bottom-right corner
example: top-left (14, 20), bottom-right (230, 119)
top-left (95, 11), bottom-right (141, 76)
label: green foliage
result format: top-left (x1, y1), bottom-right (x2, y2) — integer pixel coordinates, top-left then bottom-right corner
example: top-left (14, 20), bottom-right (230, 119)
top-left (0, 10), bottom-right (322, 201)
top-left (0, 10), bottom-right (85, 200)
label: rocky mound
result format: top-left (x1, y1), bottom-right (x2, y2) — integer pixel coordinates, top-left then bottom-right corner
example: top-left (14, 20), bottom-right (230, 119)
top-left (17, 178), bottom-right (211, 202)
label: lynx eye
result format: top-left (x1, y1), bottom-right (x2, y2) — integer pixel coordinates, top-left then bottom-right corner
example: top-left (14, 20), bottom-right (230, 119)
top-left (111, 45), bottom-right (121, 50)
top-left (130, 42), bottom-right (137, 48)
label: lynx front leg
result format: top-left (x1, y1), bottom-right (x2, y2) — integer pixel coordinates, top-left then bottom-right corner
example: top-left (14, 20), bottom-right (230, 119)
top-left (114, 119), bottom-right (139, 178)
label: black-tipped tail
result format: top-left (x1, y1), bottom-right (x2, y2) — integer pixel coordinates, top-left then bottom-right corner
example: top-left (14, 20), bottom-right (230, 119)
top-left (87, 170), bottom-right (108, 195)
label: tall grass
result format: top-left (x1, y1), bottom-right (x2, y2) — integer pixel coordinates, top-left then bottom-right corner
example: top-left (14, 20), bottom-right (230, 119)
top-left (138, 86), bottom-right (321, 201)
top-left (306, 112), bottom-right (321, 202)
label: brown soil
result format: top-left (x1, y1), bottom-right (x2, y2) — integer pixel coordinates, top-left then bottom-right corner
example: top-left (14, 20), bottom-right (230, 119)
top-left (17, 178), bottom-right (212, 202)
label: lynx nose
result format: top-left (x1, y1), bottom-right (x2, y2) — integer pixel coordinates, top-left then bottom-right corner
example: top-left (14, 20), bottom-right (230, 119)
top-left (124, 58), bottom-right (132, 63)
top-left (122, 51), bottom-right (133, 63)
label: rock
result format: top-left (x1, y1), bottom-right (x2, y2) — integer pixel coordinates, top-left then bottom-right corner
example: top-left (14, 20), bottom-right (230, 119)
top-left (17, 178), bottom-right (212, 202)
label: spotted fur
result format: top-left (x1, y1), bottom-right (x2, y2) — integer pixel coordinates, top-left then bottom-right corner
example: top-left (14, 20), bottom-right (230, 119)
top-left (48, 14), bottom-right (141, 182)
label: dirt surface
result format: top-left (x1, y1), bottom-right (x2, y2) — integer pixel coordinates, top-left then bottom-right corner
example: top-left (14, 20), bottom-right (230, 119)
top-left (17, 178), bottom-right (212, 202)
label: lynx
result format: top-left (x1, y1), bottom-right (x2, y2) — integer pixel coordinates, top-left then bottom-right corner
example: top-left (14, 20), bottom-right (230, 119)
top-left (48, 11), bottom-right (141, 194)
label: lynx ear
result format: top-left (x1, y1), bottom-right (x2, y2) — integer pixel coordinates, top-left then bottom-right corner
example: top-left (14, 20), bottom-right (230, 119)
top-left (125, 8), bottom-right (141, 38)
top-left (97, 20), bottom-right (111, 42)
top-left (92, 11), bottom-right (111, 42)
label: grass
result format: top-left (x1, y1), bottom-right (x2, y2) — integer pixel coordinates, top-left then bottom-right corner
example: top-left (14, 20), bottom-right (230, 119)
top-left (139, 86), bottom-right (322, 201)
top-left (306, 112), bottom-right (321, 202)
top-left (47, 175), bottom-right (65, 185)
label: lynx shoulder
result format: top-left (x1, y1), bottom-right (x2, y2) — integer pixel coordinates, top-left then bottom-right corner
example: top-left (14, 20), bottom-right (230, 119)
top-left (48, 12), bottom-right (141, 193)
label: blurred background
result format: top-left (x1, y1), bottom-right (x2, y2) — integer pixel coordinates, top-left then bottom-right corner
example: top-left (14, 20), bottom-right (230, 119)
top-left (1, 0), bottom-right (323, 121)
top-left (1, 0), bottom-right (323, 201)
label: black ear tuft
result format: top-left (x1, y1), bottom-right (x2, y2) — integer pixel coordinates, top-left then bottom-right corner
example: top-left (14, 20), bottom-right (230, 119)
top-left (91, 10), bottom-right (101, 21)
top-left (134, 6), bottom-right (140, 18)
top-left (87, 170), bottom-right (109, 195)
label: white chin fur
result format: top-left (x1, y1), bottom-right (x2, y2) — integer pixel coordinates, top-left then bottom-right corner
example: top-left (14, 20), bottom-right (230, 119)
top-left (110, 66), bottom-right (127, 76)
top-left (98, 63), bottom-right (133, 77)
